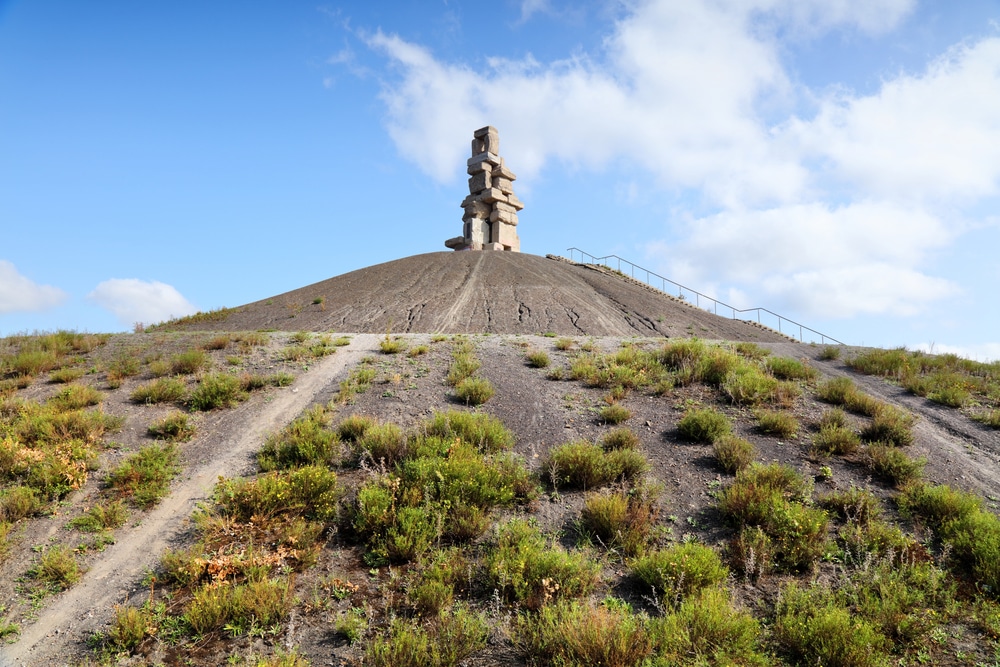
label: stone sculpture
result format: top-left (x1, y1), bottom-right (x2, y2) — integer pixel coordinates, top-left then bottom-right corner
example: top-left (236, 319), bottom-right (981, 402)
top-left (445, 126), bottom-right (523, 251)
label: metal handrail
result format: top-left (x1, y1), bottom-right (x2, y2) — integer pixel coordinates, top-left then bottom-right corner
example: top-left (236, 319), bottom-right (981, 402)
top-left (566, 247), bottom-right (845, 345)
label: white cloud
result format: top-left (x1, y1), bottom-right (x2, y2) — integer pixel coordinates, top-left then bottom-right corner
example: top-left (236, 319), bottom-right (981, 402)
top-left (911, 342), bottom-right (1000, 363)
top-left (88, 279), bottom-right (197, 327)
top-left (788, 37), bottom-right (1000, 202)
top-left (357, 0), bottom-right (984, 321)
top-left (0, 261), bottom-right (67, 314)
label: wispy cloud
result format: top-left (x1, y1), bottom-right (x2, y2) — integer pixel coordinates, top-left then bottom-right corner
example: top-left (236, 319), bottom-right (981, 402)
top-left (87, 278), bottom-right (197, 327)
top-left (0, 261), bottom-right (67, 314)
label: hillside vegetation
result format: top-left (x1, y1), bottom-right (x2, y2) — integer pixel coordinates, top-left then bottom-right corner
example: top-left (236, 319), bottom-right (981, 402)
top-left (1, 331), bottom-right (999, 666)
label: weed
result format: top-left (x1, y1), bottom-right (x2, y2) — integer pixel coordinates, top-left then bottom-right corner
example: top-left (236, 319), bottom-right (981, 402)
top-left (973, 409), bottom-right (1000, 429)
top-left (555, 337), bottom-right (574, 351)
top-left (380, 337), bottom-right (407, 354)
top-left (69, 500), bottom-right (128, 532)
top-left (423, 410), bottom-right (514, 453)
top-left (106, 603), bottom-right (156, 651)
top-left (49, 367), bottom-right (84, 384)
top-left (812, 425), bottom-right (861, 456)
top-left (721, 367), bottom-right (778, 405)
top-left (766, 356), bottom-right (818, 381)
top-left (130, 377), bottom-right (186, 404)
top-left (599, 403), bottom-right (632, 424)
top-left (408, 345), bottom-right (429, 357)
top-left (188, 373), bottom-right (249, 410)
top-left (366, 607), bottom-right (488, 667)
top-left (600, 427), bottom-right (640, 451)
top-left (726, 526), bottom-right (774, 581)
top-left (677, 407), bottom-right (731, 443)
top-left (864, 444), bottom-right (924, 486)
top-left (580, 485), bottom-right (659, 556)
top-left (712, 434), bottom-right (757, 474)
top-left (516, 599), bottom-right (652, 667)
top-left (48, 384), bottom-right (103, 411)
top-left (526, 350), bottom-right (550, 368)
top-left (633, 542), bottom-right (728, 605)
top-left (487, 519), bottom-right (600, 609)
top-left (31, 544), bottom-right (81, 590)
top-left (649, 588), bottom-right (768, 663)
top-left (454, 377), bottom-right (494, 406)
top-left (734, 341), bottom-right (770, 360)
top-left (755, 409), bottom-right (799, 438)
top-left (215, 466), bottom-right (340, 522)
top-left (107, 442), bottom-right (180, 508)
top-left (335, 607), bottom-right (368, 643)
top-left (258, 405), bottom-right (338, 471)
top-left (818, 486), bottom-right (882, 524)
top-left (859, 407), bottom-right (915, 446)
top-left (818, 345), bottom-right (842, 361)
top-left (447, 355), bottom-right (480, 387)
top-left (170, 349), bottom-right (209, 375)
top-left (147, 412), bottom-right (195, 442)
top-left (545, 440), bottom-right (648, 490)
top-left (0, 485), bottom-right (42, 522)
top-left (356, 422), bottom-right (409, 467)
top-left (337, 414), bottom-right (377, 442)
top-left (816, 376), bottom-right (856, 405)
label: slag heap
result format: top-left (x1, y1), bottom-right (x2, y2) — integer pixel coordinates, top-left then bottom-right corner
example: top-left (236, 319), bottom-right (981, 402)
top-left (445, 126), bottom-right (523, 251)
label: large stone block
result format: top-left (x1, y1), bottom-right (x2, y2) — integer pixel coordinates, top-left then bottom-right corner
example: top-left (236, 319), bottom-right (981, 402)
top-left (506, 194), bottom-right (524, 211)
top-left (463, 200), bottom-right (491, 218)
top-left (493, 163), bottom-right (516, 180)
top-left (468, 171), bottom-right (491, 192)
top-left (490, 208), bottom-right (518, 225)
top-left (473, 126), bottom-right (500, 155)
top-left (495, 222), bottom-right (520, 248)
top-left (467, 160), bottom-right (493, 176)
top-left (492, 176), bottom-right (514, 194)
top-left (467, 152), bottom-right (501, 168)
top-left (480, 188), bottom-right (508, 204)
top-left (494, 201), bottom-right (517, 214)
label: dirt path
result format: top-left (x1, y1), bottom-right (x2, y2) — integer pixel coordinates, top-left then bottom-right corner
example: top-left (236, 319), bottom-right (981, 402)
top-left (433, 251), bottom-right (484, 333)
top-left (0, 334), bottom-right (379, 667)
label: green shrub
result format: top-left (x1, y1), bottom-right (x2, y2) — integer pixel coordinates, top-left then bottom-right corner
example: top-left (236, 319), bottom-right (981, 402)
top-left (973, 409), bottom-right (1000, 429)
top-left (697, 347), bottom-right (742, 386)
top-left (335, 607), bottom-right (368, 644)
top-left (580, 486), bottom-right (659, 556)
top-left (147, 412), bottom-right (195, 442)
top-left (69, 500), bottom-right (128, 532)
top-left (184, 577), bottom-right (293, 635)
top-left (423, 410), bottom-right (514, 453)
top-left (454, 377), bottom-right (495, 406)
top-left (49, 367), bottom-right (84, 384)
top-left (726, 526), bottom-right (774, 581)
top-left (712, 434), bottom-right (756, 474)
top-left (446, 354), bottom-right (480, 387)
top-left (188, 373), bottom-right (248, 410)
top-left (215, 466), bottom-right (340, 522)
top-left (516, 599), bottom-right (652, 667)
top-left (818, 345), bottom-right (842, 361)
top-left (408, 345), bottom-right (429, 357)
top-left (838, 519), bottom-right (919, 562)
top-left (130, 377), bottom-right (187, 404)
top-left (356, 422), bottom-right (409, 467)
top-left (106, 603), bottom-right (155, 652)
top-left (812, 425), bottom-right (861, 456)
top-left (755, 409), bottom-right (798, 438)
top-left (897, 483), bottom-right (982, 527)
top-left (555, 337), bottom-right (574, 351)
top-left (8, 349), bottom-right (59, 377)
top-left (766, 356), bottom-right (818, 381)
top-left (258, 405), bottom-right (338, 470)
top-left (818, 486), bottom-right (881, 524)
top-left (734, 341), bottom-right (770, 360)
top-left (545, 441), bottom-right (648, 490)
top-left (819, 408), bottom-right (848, 428)
top-left (600, 427), bottom-right (640, 451)
top-left (632, 543), bottom-right (728, 605)
top-left (337, 414), bottom-right (376, 442)
top-left (774, 583), bottom-right (890, 667)
top-left (170, 349), bottom-right (209, 375)
top-left (0, 485), bottom-right (42, 522)
top-left (598, 403), bottom-right (631, 424)
top-left (201, 334), bottom-right (231, 350)
top-left (677, 407), bottom-right (731, 443)
top-left (844, 391), bottom-right (885, 418)
top-left (864, 444), bottom-right (924, 486)
top-left (847, 347), bottom-right (912, 378)
top-left (48, 384), bottom-right (103, 411)
top-left (486, 519), bottom-right (600, 609)
top-left (526, 350), bottom-right (550, 368)
top-left (366, 607), bottom-right (488, 667)
top-left (379, 337), bottom-right (407, 354)
top-left (721, 367), bottom-right (777, 405)
top-left (384, 505), bottom-right (438, 563)
top-left (648, 587), bottom-right (768, 665)
top-left (32, 545), bottom-right (81, 590)
top-left (107, 443), bottom-right (180, 509)
top-left (816, 376), bottom-right (856, 405)
top-left (859, 407), bottom-right (915, 446)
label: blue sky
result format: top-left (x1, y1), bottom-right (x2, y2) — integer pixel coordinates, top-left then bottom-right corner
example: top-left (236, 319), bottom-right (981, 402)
top-left (2, 1), bottom-right (998, 359)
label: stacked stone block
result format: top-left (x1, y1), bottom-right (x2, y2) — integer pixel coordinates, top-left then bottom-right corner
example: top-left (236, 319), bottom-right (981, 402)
top-left (445, 126), bottom-right (523, 252)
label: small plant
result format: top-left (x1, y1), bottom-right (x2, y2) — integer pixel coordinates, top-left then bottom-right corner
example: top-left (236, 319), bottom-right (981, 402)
top-left (423, 410), bottom-right (515, 453)
top-left (598, 403), bottom-right (631, 424)
top-left (0, 486), bottom-right (42, 522)
top-left (818, 345), bottom-right (841, 361)
top-left (170, 349), bottom-right (209, 375)
top-left (32, 545), bottom-right (81, 590)
top-left (366, 607), bottom-right (488, 667)
top-left (107, 442), bottom-right (180, 509)
top-left (859, 407), bottom-right (915, 446)
top-left (408, 345), bottom-right (429, 357)
top-left (259, 405), bottom-right (338, 470)
top-left (545, 441), bottom-right (648, 490)
top-left (580, 485), bottom-right (659, 556)
top-left (973, 409), bottom-right (1000, 429)
top-left (188, 373), bottom-right (248, 410)
top-left (554, 337), bottom-right (574, 351)
top-left (447, 355), bottom-right (480, 387)
top-left (201, 335), bottom-right (231, 350)
top-left (600, 427), bottom-right (640, 451)
top-left (721, 367), bottom-right (778, 405)
top-left (130, 377), bottom-right (187, 405)
top-left (335, 607), bottom-right (368, 644)
top-left (48, 383), bottom-right (103, 411)
top-left (755, 410), bottom-right (799, 438)
top-left (812, 425), bottom-right (861, 456)
top-left (49, 367), bottom-right (84, 384)
top-left (355, 422), bottom-right (409, 467)
top-left (712, 434), bottom-right (756, 474)
top-left (864, 443), bottom-right (925, 486)
top-left (454, 377), bottom-right (495, 406)
top-left (677, 407), bottom-right (731, 443)
top-left (106, 603), bottom-right (155, 652)
top-left (766, 356), bottom-right (818, 381)
top-left (727, 526), bottom-right (774, 581)
top-left (106, 353), bottom-right (141, 382)
top-left (632, 543), bottom-right (728, 605)
top-left (818, 486), bottom-right (881, 524)
top-left (69, 500), bottom-right (128, 532)
top-left (816, 376), bottom-right (856, 404)
top-left (379, 337), bottom-right (407, 354)
top-left (147, 412), bottom-right (195, 442)
top-left (526, 350), bottom-right (550, 368)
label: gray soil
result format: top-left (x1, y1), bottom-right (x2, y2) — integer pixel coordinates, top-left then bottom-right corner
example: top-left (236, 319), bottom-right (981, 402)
top-left (3, 333), bottom-right (999, 666)
top-left (157, 252), bottom-right (797, 341)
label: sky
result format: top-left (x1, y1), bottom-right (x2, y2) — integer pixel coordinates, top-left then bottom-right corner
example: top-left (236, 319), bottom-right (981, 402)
top-left (1, 1), bottom-right (999, 359)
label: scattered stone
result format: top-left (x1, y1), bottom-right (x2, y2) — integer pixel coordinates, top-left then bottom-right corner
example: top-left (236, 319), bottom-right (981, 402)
top-left (445, 126), bottom-right (523, 252)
